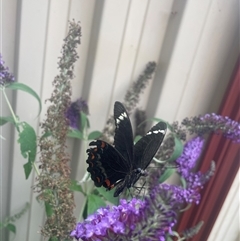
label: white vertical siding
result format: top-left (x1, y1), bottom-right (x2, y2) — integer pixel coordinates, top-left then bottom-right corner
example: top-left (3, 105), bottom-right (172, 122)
top-left (208, 171), bottom-right (240, 241)
top-left (1, 0), bottom-right (239, 240)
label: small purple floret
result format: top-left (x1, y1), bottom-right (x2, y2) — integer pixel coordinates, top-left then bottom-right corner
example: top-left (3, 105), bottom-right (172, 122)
top-left (0, 54), bottom-right (15, 86)
top-left (65, 98), bottom-right (88, 129)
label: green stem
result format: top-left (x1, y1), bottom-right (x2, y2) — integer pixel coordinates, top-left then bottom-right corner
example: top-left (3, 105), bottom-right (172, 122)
top-left (33, 162), bottom-right (40, 176)
top-left (78, 196), bottom-right (87, 222)
top-left (3, 88), bottom-right (19, 125)
top-left (3, 88), bottom-right (41, 177)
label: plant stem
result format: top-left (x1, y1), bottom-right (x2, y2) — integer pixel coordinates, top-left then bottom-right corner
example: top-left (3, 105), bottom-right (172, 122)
top-left (33, 162), bottom-right (40, 176)
top-left (2, 88), bottom-right (19, 125)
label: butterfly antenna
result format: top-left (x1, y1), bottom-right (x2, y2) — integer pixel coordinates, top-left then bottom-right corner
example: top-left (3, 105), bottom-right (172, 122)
top-left (138, 181), bottom-right (147, 200)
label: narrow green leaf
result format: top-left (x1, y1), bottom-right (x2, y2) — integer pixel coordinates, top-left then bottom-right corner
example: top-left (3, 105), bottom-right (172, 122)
top-left (82, 201), bottom-right (88, 219)
top-left (97, 187), bottom-right (119, 205)
top-left (180, 203), bottom-right (192, 212)
top-left (67, 129), bottom-right (84, 139)
top-left (152, 117), bottom-right (165, 122)
top-left (134, 135), bottom-right (142, 144)
top-left (88, 131), bottom-right (102, 140)
top-left (40, 131), bottom-right (52, 140)
top-left (166, 236), bottom-right (174, 241)
top-left (6, 223), bottom-right (16, 234)
top-left (70, 180), bottom-right (84, 194)
top-left (45, 202), bottom-right (54, 217)
top-left (151, 118), bottom-right (174, 131)
top-left (160, 121), bottom-right (174, 132)
top-left (166, 135), bottom-right (183, 162)
top-left (159, 168), bottom-right (176, 183)
top-left (86, 116), bottom-right (90, 128)
top-left (80, 112), bottom-right (89, 130)
top-left (87, 194), bottom-right (106, 216)
top-left (180, 176), bottom-right (187, 189)
top-left (23, 162), bottom-right (33, 179)
top-left (7, 82), bottom-right (42, 116)
top-left (137, 118), bottom-right (168, 128)
top-left (0, 116), bottom-right (15, 126)
top-left (170, 231), bottom-right (181, 239)
top-left (48, 237), bottom-right (58, 241)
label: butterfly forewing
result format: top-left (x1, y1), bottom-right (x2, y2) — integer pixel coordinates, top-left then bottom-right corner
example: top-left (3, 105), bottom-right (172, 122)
top-left (133, 121), bottom-right (167, 169)
top-left (113, 101), bottom-right (134, 169)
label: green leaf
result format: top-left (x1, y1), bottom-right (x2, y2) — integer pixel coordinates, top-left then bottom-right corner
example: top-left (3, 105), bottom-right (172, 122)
top-left (166, 236), bottom-right (174, 241)
top-left (88, 131), bottom-right (102, 140)
top-left (48, 237), bottom-right (58, 241)
top-left (159, 168), bottom-right (176, 183)
top-left (45, 202), bottom-right (54, 217)
top-left (97, 187), bottom-right (119, 205)
top-left (0, 116), bottom-right (15, 126)
top-left (7, 82), bottom-right (42, 116)
top-left (170, 231), bottom-right (181, 239)
top-left (40, 131), bottom-right (52, 140)
top-left (180, 203), bottom-right (192, 212)
top-left (134, 135), bottom-right (142, 144)
top-left (137, 118), bottom-right (168, 128)
top-left (23, 162), bottom-right (33, 179)
top-left (87, 194), bottom-right (106, 216)
top-left (166, 135), bottom-right (183, 162)
top-left (82, 200), bottom-right (88, 219)
top-left (67, 129), bottom-right (84, 139)
top-left (6, 223), bottom-right (16, 234)
top-left (18, 122), bottom-right (37, 179)
top-left (70, 180), bottom-right (84, 194)
top-left (80, 112), bottom-right (89, 130)
top-left (180, 176), bottom-right (187, 189)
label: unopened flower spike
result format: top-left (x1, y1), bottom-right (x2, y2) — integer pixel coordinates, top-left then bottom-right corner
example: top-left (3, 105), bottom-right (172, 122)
top-left (182, 113), bottom-right (240, 143)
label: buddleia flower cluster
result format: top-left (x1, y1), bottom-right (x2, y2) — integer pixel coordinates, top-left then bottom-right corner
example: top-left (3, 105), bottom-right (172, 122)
top-left (71, 197), bottom-right (176, 241)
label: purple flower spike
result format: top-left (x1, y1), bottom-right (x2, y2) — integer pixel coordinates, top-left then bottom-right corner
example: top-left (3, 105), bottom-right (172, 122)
top-left (65, 98), bottom-right (88, 129)
top-left (176, 137), bottom-right (204, 177)
top-left (0, 54), bottom-right (15, 86)
top-left (182, 114), bottom-right (240, 143)
top-left (200, 113), bottom-right (240, 142)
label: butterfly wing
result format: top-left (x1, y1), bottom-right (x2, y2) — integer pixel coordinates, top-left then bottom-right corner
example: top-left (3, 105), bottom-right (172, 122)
top-left (133, 121), bottom-right (167, 169)
top-left (86, 140), bottom-right (128, 190)
top-left (113, 101), bottom-right (134, 169)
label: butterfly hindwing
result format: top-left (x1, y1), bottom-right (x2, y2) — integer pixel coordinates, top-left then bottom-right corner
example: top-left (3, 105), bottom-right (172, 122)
top-left (113, 101), bottom-right (134, 169)
top-left (133, 121), bottom-right (167, 169)
top-left (86, 140), bottom-right (128, 189)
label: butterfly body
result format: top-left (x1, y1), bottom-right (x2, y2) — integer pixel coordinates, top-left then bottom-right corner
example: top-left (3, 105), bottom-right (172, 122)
top-left (86, 101), bottom-right (166, 197)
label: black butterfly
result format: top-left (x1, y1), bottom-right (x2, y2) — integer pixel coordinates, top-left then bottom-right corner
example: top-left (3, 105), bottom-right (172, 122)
top-left (86, 101), bottom-right (167, 197)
